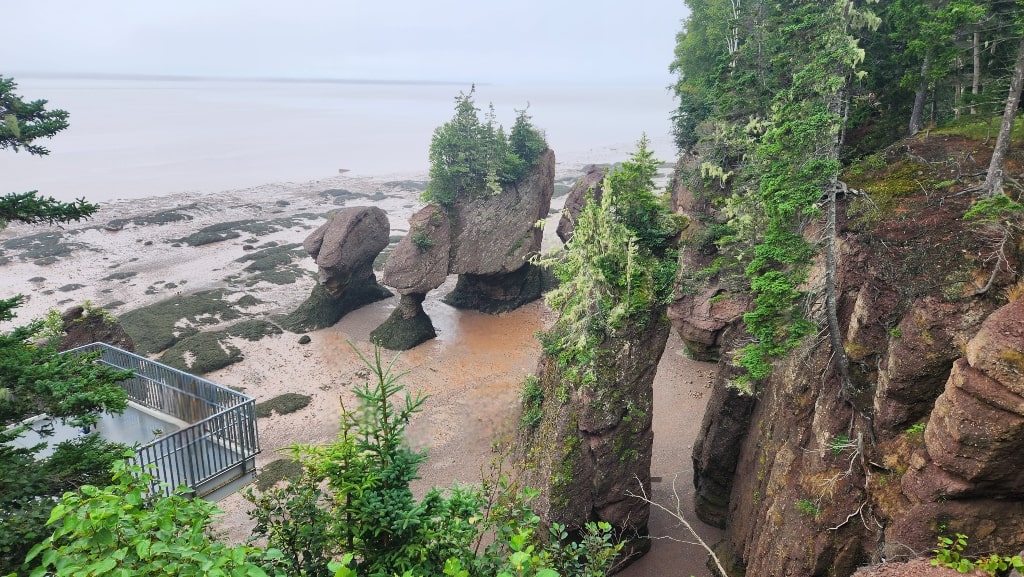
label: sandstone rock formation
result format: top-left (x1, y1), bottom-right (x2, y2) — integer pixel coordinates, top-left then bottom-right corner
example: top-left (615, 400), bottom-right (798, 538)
top-left (281, 207), bottom-right (392, 332)
top-left (687, 138), bottom-right (1024, 576)
top-left (517, 310), bottom-right (671, 564)
top-left (556, 164), bottom-right (606, 243)
top-left (373, 149), bottom-right (555, 349)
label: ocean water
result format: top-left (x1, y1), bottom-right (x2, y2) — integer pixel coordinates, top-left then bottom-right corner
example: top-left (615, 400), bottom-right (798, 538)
top-left (3, 76), bottom-right (678, 203)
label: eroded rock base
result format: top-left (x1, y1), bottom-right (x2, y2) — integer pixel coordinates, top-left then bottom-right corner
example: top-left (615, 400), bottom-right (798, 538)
top-left (370, 293), bottom-right (436, 350)
top-left (442, 264), bottom-right (551, 314)
top-left (280, 281), bottom-right (392, 333)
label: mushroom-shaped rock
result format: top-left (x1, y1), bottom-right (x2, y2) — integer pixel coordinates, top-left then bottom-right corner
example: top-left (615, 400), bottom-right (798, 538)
top-left (382, 205), bottom-right (451, 295)
top-left (303, 206), bottom-right (391, 298)
top-left (280, 207), bottom-right (392, 332)
top-left (556, 164), bottom-right (606, 244)
top-left (444, 149), bottom-right (555, 312)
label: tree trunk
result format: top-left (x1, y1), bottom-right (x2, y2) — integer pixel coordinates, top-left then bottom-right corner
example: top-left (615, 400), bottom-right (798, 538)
top-left (909, 55), bottom-right (930, 136)
top-left (972, 31), bottom-right (980, 115)
top-left (984, 34), bottom-right (1024, 197)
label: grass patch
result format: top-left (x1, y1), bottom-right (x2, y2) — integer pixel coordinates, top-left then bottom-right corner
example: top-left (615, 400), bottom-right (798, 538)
top-left (103, 271), bottom-right (138, 281)
top-left (932, 114), bottom-right (1024, 141)
top-left (226, 319), bottom-right (283, 341)
top-left (255, 458), bottom-right (304, 491)
top-left (119, 290), bottom-right (243, 355)
top-left (255, 393), bottom-right (312, 418)
top-left (157, 331), bottom-right (243, 375)
top-left (104, 205), bottom-right (197, 230)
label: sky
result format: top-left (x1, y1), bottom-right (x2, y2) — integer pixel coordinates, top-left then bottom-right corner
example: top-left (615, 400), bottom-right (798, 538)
top-left (5, 1), bottom-right (690, 85)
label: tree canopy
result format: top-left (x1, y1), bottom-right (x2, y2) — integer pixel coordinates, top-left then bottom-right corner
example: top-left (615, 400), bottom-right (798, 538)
top-left (424, 87), bottom-right (548, 207)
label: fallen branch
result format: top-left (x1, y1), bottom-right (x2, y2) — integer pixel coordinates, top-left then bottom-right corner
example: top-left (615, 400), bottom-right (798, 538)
top-left (626, 474), bottom-right (731, 577)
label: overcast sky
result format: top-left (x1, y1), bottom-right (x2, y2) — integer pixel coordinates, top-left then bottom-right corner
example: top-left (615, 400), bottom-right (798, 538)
top-left (6, 1), bottom-right (689, 85)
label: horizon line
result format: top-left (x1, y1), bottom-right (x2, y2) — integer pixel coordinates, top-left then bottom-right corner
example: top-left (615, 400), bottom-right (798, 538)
top-left (9, 70), bottom-right (485, 87)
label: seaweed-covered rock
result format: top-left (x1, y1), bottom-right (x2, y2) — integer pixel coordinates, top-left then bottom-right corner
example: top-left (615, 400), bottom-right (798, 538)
top-left (370, 293), bottom-right (436, 350)
top-left (556, 164), bottom-right (606, 244)
top-left (282, 207), bottom-right (393, 331)
top-left (280, 282), bottom-right (391, 333)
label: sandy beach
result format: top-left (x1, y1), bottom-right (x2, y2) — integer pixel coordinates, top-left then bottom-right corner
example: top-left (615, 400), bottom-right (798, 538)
top-left (0, 164), bottom-right (720, 576)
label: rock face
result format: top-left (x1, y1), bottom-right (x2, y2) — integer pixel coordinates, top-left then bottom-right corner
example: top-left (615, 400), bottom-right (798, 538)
top-left (556, 164), bottom-right (606, 243)
top-left (281, 207), bottom-right (392, 332)
top-left (374, 149), bottom-right (555, 349)
top-left (687, 138), bottom-right (1024, 576)
top-left (517, 310), bottom-right (671, 565)
top-left (56, 305), bottom-right (135, 352)
top-left (381, 205), bottom-right (451, 295)
top-left (667, 156), bottom-right (750, 362)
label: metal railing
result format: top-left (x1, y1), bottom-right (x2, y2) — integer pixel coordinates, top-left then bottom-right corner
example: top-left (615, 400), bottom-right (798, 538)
top-left (67, 343), bottom-right (260, 497)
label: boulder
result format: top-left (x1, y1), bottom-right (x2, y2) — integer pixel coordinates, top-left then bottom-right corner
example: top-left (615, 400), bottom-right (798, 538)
top-left (556, 164), bottom-right (606, 244)
top-left (382, 205), bottom-right (451, 295)
top-left (668, 287), bottom-right (749, 362)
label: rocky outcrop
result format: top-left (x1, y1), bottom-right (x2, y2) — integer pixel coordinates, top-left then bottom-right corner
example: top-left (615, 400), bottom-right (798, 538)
top-left (889, 299), bottom-right (1024, 556)
top-left (448, 148), bottom-right (554, 277)
top-left (281, 207), bottom-right (392, 332)
top-left (556, 164), bottom-right (606, 243)
top-left (689, 137), bottom-right (1024, 576)
top-left (517, 309), bottom-right (671, 564)
top-left (374, 150), bottom-right (555, 348)
top-left (666, 156), bottom-right (750, 362)
top-left (56, 305), bottom-right (135, 352)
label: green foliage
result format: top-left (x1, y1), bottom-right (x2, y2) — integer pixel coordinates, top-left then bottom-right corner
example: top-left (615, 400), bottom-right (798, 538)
top-left (795, 498), bottom-right (820, 518)
top-left (247, 345), bottom-right (621, 577)
top-left (424, 88), bottom-right (548, 207)
top-left (964, 194), bottom-right (1024, 222)
top-left (929, 532), bottom-right (1023, 575)
top-left (0, 77), bottom-right (69, 156)
top-left (537, 137), bottom-right (681, 387)
top-left (409, 226), bottom-right (435, 251)
top-left (520, 375), bottom-right (544, 429)
top-left (0, 76), bottom-right (97, 231)
top-left (905, 422), bottom-right (927, 441)
top-left (21, 458), bottom-right (283, 577)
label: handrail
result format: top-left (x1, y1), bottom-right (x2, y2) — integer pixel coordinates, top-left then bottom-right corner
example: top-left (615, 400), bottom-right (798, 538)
top-left (65, 343), bottom-right (260, 497)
